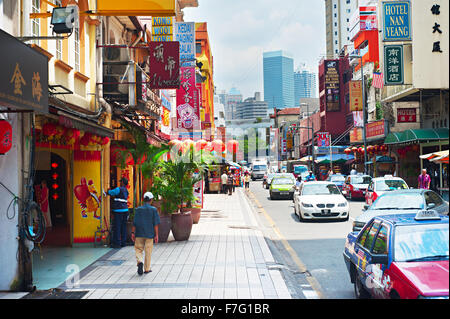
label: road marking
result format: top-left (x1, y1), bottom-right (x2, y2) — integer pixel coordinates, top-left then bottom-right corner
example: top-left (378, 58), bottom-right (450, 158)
top-left (246, 189), bottom-right (326, 299)
top-left (302, 289), bottom-right (319, 299)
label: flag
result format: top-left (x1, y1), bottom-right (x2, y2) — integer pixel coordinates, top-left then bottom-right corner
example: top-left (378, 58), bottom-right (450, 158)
top-left (372, 72), bottom-right (384, 89)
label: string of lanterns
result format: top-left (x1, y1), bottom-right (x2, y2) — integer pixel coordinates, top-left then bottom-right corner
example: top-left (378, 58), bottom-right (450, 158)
top-left (39, 122), bottom-right (109, 148)
top-left (344, 144), bottom-right (389, 156)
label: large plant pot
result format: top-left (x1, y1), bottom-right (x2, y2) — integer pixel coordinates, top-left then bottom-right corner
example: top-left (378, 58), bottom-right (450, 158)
top-left (171, 212), bottom-right (193, 241)
top-left (158, 214), bottom-right (172, 243)
top-left (182, 207), bottom-right (201, 224)
top-left (153, 200), bottom-right (162, 213)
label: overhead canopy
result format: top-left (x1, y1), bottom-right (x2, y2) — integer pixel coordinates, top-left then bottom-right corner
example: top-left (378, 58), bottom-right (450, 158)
top-left (365, 156), bottom-right (397, 165)
top-left (421, 150), bottom-right (449, 164)
top-left (316, 154), bottom-right (354, 164)
top-left (385, 128), bottom-right (449, 145)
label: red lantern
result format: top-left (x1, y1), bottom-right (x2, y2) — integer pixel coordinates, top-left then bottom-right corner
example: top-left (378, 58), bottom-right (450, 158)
top-left (351, 146), bottom-right (358, 153)
top-left (42, 123), bottom-right (57, 139)
top-left (344, 148), bottom-right (352, 155)
top-left (101, 137), bottom-right (110, 145)
top-left (367, 145), bottom-right (373, 153)
top-left (227, 140), bottom-right (239, 154)
top-left (195, 139), bottom-right (208, 152)
top-left (0, 119), bottom-right (13, 155)
top-left (212, 139), bottom-right (226, 153)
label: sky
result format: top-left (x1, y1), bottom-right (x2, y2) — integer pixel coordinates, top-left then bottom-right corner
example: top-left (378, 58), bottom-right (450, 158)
top-left (183, 0), bottom-right (326, 99)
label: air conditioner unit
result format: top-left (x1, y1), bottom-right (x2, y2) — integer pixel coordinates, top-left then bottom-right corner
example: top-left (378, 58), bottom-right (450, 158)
top-left (103, 47), bottom-right (135, 103)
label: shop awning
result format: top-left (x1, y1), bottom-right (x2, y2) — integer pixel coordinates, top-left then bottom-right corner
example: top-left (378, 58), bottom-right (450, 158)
top-left (299, 155), bottom-right (314, 162)
top-left (385, 128), bottom-right (449, 145)
top-left (422, 150), bottom-right (449, 164)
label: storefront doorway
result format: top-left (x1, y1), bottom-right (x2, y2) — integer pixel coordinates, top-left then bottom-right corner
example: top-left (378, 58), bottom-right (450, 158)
top-left (34, 150), bottom-right (71, 246)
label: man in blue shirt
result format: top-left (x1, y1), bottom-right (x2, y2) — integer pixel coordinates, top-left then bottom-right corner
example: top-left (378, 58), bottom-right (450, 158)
top-left (305, 171), bottom-right (316, 182)
top-left (131, 192), bottom-right (160, 275)
top-left (106, 178), bottom-right (129, 248)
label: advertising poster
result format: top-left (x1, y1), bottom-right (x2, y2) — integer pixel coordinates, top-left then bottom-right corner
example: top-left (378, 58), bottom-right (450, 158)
top-left (174, 22), bottom-right (196, 67)
top-left (192, 171), bottom-right (203, 209)
top-left (176, 66), bottom-right (200, 130)
top-left (73, 150), bottom-right (101, 243)
top-left (325, 60), bottom-right (340, 112)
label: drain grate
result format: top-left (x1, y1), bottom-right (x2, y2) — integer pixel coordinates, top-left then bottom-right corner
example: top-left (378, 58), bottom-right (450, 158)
top-left (22, 289), bottom-right (89, 299)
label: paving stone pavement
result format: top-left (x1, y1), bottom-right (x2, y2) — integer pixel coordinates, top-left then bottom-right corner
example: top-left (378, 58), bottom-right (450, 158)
top-left (62, 187), bottom-right (293, 299)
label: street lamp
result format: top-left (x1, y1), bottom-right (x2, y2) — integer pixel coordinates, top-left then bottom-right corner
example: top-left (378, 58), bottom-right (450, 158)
top-left (349, 54), bottom-right (368, 175)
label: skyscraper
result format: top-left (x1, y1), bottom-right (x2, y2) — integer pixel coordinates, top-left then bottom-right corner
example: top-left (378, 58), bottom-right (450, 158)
top-left (294, 69), bottom-right (317, 106)
top-left (263, 50), bottom-right (295, 110)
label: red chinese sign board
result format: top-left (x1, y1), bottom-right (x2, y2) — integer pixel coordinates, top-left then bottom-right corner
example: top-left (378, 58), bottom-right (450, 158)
top-left (148, 41), bottom-right (180, 89)
top-left (366, 120), bottom-right (386, 139)
top-left (316, 132), bottom-right (330, 147)
top-left (397, 108), bottom-right (417, 123)
top-left (176, 66), bottom-right (200, 130)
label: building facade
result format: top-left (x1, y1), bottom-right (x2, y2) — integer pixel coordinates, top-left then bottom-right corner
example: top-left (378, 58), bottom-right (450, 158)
top-left (235, 92), bottom-right (268, 120)
top-left (263, 50), bottom-right (295, 110)
top-left (294, 69), bottom-right (318, 105)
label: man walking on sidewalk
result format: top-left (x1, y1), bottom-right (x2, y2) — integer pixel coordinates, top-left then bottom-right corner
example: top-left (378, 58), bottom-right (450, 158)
top-left (418, 168), bottom-right (431, 190)
top-left (227, 172), bottom-right (234, 196)
top-left (106, 178), bottom-right (129, 248)
top-left (131, 192), bottom-right (160, 275)
top-left (221, 171), bottom-right (228, 194)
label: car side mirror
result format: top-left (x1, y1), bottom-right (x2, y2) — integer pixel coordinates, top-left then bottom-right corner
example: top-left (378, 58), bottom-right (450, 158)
top-left (363, 204), bottom-right (370, 211)
top-left (427, 203), bottom-right (436, 209)
top-left (369, 254), bottom-right (388, 265)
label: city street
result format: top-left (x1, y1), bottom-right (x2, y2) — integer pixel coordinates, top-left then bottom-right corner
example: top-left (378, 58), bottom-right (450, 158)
top-left (246, 180), bottom-right (365, 299)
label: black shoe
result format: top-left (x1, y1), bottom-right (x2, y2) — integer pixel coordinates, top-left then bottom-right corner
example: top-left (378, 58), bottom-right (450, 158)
top-left (111, 244), bottom-right (121, 249)
top-left (144, 270), bottom-right (152, 274)
top-left (137, 262), bottom-right (143, 275)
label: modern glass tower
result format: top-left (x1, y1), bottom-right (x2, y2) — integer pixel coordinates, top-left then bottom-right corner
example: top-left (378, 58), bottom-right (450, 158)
top-left (263, 50), bottom-right (295, 110)
top-left (294, 69), bottom-right (317, 106)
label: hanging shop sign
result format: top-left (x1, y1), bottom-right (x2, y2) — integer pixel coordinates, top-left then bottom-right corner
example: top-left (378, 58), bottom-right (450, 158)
top-left (176, 66), bottom-right (200, 130)
top-left (174, 22), bottom-right (196, 67)
top-left (350, 127), bottom-right (363, 144)
top-left (382, 1), bottom-right (411, 41)
top-left (349, 80), bottom-right (363, 112)
top-left (366, 120), bottom-right (388, 141)
top-left (152, 16), bottom-right (174, 42)
top-left (384, 45), bottom-right (404, 85)
top-left (324, 60), bottom-right (340, 112)
top-left (397, 108), bottom-right (417, 123)
top-left (148, 41), bottom-right (180, 89)
top-left (0, 119), bottom-right (13, 155)
top-left (0, 29), bottom-right (48, 114)
top-left (317, 132), bottom-right (330, 147)
top-left (96, 0), bottom-right (175, 16)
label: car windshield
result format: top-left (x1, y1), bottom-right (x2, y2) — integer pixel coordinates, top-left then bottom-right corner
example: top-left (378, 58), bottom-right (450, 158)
top-left (376, 180), bottom-right (408, 191)
top-left (351, 176), bottom-right (372, 184)
top-left (272, 178), bottom-right (293, 185)
top-left (331, 175), bottom-right (345, 182)
top-left (302, 184), bottom-right (341, 195)
top-left (294, 166), bottom-right (308, 174)
top-left (371, 193), bottom-right (424, 210)
top-left (253, 165), bottom-right (267, 171)
top-left (394, 224), bottom-right (449, 262)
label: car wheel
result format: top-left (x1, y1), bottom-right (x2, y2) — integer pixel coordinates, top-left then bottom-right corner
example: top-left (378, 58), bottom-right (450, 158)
top-left (353, 271), bottom-right (370, 299)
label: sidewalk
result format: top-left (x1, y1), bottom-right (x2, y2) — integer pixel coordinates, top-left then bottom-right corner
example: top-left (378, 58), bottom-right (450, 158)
top-left (61, 187), bottom-right (292, 299)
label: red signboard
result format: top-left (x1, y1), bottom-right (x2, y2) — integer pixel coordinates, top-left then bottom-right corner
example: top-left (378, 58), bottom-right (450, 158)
top-left (316, 132), bottom-right (330, 147)
top-left (366, 120), bottom-right (386, 139)
top-left (148, 41), bottom-right (180, 89)
top-left (397, 108), bottom-right (417, 123)
top-left (176, 66), bottom-right (200, 130)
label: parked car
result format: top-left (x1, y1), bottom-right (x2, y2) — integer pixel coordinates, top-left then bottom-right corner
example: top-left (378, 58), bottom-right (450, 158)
top-left (269, 177), bottom-right (295, 200)
top-left (365, 175), bottom-right (409, 205)
top-left (293, 181), bottom-right (349, 221)
top-left (352, 189), bottom-right (449, 232)
top-left (343, 211), bottom-right (449, 299)
top-left (343, 174), bottom-right (372, 200)
top-left (250, 161), bottom-right (268, 180)
top-left (326, 174), bottom-right (346, 192)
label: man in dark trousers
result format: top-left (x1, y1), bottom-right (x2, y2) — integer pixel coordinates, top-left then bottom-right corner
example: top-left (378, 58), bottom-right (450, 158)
top-left (131, 192), bottom-right (160, 275)
top-left (106, 178), bottom-right (129, 248)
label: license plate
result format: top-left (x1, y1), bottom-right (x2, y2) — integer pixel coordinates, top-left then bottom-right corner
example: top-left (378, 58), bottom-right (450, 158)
top-left (281, 192), bottom-right (289, 195)
top-left (321, 209), bottom-right (331, 215)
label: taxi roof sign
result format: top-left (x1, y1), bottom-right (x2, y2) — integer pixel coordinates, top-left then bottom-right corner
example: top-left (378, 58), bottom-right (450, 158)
top-left (415, 210), bottom-right (441, 221)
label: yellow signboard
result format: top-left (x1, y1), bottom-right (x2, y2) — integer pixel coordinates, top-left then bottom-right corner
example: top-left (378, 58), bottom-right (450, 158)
top-left (96, 0), bottom-right (175, 16)
top-left (349, 80), bottom-right (362, 112)
top-left (152, 35), bottom-right (173, 41)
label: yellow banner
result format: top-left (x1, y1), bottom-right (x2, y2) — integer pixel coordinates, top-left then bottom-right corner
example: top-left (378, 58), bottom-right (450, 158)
top-left (73, 151), bottom-right (101, 243)
top-left (349, 80), bottom-right (362, 112)
top-left (96, 0), bottom-right (175, 16)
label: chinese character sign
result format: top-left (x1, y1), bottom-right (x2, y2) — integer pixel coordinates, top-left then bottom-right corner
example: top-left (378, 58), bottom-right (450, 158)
top-left (397, 108), bottom-right (416, 123)
top-left (148, 41), bottom-right (180, 89)
top-left (176, 67), bottom-right (200, 130)
top-left (384, 45), bottom-right (404, 85)
top-left (349, 80), bottom-right (362, 111)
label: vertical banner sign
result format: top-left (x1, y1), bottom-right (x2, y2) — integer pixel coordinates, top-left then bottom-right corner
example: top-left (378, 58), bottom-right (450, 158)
top-left (73, 151), bottom-right (101, 243)
top-left (174, 22), bottom-right (196, 67)
top-left (325, 60), bottom-right (340, 112)
top-left (192, 171), bottom-right (203, 209)
top-left (148, 41), bottom-right (180, 89)
top-left (349, 80), bottom-right (362, 111)
top-left (384, 45), bottom-right (404, 85)
top-left (176, 67), bottom-right (200, 130)
top-left (160, 90), bottom-right (172, 136)
top-left (382, 1), bottom-right (411, 41)
top-left (152, 16), bottom-right (173, 42)
top-left (317, 132), bottom-right (330, 147)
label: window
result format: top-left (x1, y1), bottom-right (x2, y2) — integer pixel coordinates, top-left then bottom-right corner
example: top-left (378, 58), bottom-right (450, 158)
top-left (195, 42), bottom-right (202, 54)
top-left (372, 225), bottom-right (389, 255)
top-left (31, 0), bottom-right (40, 45)
top-left (54, 0), bottom-right (63, 59)
top-left (74, 25), bottom-right (80, 71)
top-left (359, 221), bottom-right (380, 251)
top-left (425, 191), bottom-right (444, 207)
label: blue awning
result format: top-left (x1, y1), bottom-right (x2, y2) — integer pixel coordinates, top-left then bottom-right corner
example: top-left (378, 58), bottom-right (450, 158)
top-left (316, 154), bottom-right (354, 164)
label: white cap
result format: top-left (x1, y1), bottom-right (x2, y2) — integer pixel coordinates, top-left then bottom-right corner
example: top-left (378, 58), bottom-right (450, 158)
top-left (143, 192), bottom-right (154, 200)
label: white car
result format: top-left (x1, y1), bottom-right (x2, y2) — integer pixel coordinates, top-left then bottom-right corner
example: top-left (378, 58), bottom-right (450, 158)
top-left (294, 181), bottom-right (349, 221)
